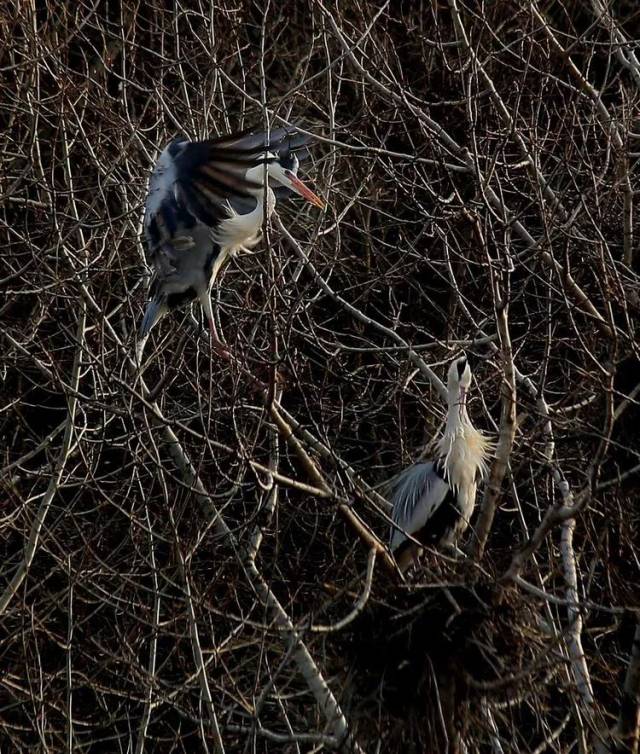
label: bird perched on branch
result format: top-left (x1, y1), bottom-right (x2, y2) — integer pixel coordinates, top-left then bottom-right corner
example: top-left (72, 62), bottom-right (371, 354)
top-left (389, 356), bottom-right (493, 572)
top-left (138, 125), bottom-right (325, 355)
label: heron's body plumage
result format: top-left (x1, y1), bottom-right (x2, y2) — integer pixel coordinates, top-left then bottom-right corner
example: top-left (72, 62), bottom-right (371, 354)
top-left (211, 189), bottom-right (275, 253)
top-left (389, 357), bottom-right (493, 570)
top-left (138, 127), bottom-right (322, 343)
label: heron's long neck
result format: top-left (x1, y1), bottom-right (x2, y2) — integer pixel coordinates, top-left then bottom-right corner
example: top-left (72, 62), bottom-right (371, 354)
top-left (248, 186), bottom-right (276, 218)
top-left (444, 397), bottom-right (471, 437)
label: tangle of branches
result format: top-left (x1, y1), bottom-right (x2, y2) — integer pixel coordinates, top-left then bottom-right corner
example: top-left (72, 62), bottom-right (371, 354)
top-left (1, 1), bottom-right (639, 752)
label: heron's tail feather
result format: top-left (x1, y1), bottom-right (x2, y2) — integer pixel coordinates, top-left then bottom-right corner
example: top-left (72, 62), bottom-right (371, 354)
top-left (135, 334), bottom-right (148, 369)
top-left (140, 299), bottom-right (164, 338)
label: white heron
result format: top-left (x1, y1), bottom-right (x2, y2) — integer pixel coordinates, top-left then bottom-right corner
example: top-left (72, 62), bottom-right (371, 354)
top-left (389, 356), bottom-right (493, 572)
top-left (138, 125), bottom-right (324, 353)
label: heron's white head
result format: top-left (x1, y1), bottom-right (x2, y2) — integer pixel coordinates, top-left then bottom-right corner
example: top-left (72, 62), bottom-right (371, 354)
top-left (244, 153), bottom-right (325, 209)
top-left (447, 355), bottom-right (473, 422)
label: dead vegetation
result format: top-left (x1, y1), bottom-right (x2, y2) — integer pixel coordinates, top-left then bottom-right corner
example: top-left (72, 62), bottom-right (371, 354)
top-left (1, 1), bottom-right (640, 752)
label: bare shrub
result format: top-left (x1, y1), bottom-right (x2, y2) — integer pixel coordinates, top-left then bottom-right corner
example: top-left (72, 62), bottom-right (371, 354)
top-left (1, 1), bottom-right (639, 752)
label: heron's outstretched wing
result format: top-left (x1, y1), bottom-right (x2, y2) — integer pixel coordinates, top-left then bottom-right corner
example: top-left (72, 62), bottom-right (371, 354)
top-left (169, 138), bottom-right (263, 228)
top-left (141, 138), bottom-right (241, 324)
top-left (389, 461), bottom-right (451, 552)
top-left (159, 127), bottom-right (315, 226)
top-left (142, 136), bottom-right (261, 263)
top-left (207, 125), bottom-right (312, 154)
top-left (144, 127), bottom-right (317, 240)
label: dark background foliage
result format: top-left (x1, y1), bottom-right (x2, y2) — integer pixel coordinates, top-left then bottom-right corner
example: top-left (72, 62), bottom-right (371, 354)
top-left (1, 1), bottom-right (639, 752)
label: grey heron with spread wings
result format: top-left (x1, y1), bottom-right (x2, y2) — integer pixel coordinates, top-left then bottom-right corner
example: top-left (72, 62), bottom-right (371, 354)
top-left (138, 125), bottom-right (324, 355)
top-left (389, 356), bottom-right (494, 572)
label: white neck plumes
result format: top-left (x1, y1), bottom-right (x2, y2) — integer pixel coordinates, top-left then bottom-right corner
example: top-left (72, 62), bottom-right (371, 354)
top-left (436, 371), bottom-right (493, 492)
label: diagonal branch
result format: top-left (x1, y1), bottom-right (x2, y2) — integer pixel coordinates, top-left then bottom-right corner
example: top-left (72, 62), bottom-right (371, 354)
top-left (469, 250), bottom-right (516, 560)
top-left (153, 411), bottom-right (359, 750)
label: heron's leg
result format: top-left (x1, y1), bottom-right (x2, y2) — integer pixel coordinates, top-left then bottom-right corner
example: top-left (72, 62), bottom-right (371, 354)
top-left (198, 290), bottom-right (230, 358)
top-left (440, 543), bottom-right (466, 561)
top-left (197, 289), bottom-right (273, 394)
top-left (395, 543), bottom-right (422, 574)
top-left (443, 588), bottom-right (462, 626)
top-left (135, 334), bottom-right (149, 371)
top-left (239, 242), bottom-right (263, 255)
top-left (242, 234), bottom-right (263, 251)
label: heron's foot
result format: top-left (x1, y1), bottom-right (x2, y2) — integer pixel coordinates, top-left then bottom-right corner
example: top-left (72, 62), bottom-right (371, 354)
top-left (440, 543), bottom-right (466, 561)
top-left (209, 335), bottom-right (233, 363)
top-left (206, 336), bottom-right (270, 394)
top-left (205, 319), bottom-right (234, 362)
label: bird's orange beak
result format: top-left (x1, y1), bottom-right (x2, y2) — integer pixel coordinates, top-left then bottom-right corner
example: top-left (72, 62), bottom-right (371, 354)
top-left (284, 171), bottom-right (326, 209)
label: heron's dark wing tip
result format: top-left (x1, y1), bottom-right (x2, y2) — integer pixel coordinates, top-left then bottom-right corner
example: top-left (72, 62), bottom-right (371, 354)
top-left (207, 123), bottom-right (318, 158)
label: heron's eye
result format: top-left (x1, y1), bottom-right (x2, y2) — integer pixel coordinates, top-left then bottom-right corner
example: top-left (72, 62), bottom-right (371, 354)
top-left (456, 358), bottom-right (467, 378)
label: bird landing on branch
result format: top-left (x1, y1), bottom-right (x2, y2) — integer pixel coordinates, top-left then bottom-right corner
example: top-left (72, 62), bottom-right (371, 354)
top-left (137, 125), bottom-right (325, 360)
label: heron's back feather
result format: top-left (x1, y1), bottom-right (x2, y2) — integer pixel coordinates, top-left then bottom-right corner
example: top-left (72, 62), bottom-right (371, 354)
top-left (389, 462), bottom-right (450, 552)
top-left (389, 424), bottom-right (493, 556)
